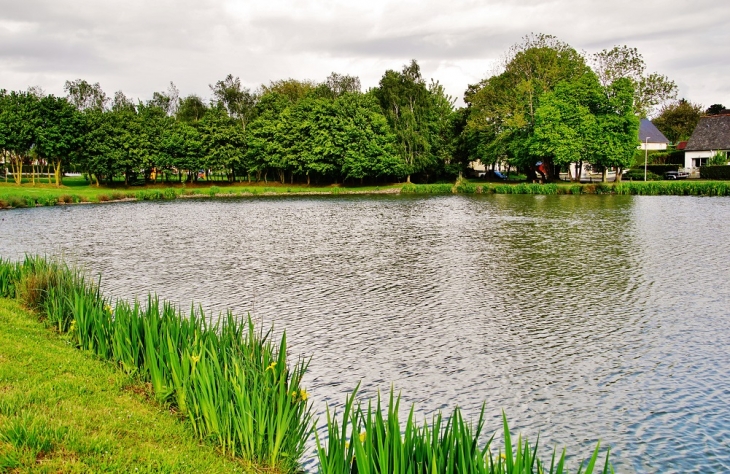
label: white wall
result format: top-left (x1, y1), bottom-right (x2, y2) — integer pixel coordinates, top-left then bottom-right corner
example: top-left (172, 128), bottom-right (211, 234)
top-left (685, 150), bottom-right (730, 169)
top-left (638, 142), bottom-right (668, 151)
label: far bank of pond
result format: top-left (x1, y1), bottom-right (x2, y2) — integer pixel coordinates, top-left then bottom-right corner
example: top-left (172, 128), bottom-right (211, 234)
top-left (2, 179), bottom-right (730, 209)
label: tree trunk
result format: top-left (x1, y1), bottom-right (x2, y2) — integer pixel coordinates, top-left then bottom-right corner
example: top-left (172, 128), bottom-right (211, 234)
top-left (615, 167), bottom-right (623, 183)
top-left (290, 172), bottom-right (294, 185)
top-left (306, 173), bottom-right (310, 186)
top-left (54, 160), bottom-right (62, 187)
top-left (602, 168), bottom-right (608, 183)
top-left (406, 174), bottom-right (411, 183)
top-left (12, 155), bottom-right (23, 185)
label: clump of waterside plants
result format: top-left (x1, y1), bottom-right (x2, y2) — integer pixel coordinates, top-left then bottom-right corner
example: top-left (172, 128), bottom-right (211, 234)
top-left (0, 256), bottom-right (313, 473)
top-left (316, 385), bottom-right (611, 474)
top-left (0, 255), bottom-right (614, 473)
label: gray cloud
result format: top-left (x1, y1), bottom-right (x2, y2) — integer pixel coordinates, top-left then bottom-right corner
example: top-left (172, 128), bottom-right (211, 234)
top-left (0, 0), bottom-right (728, 108)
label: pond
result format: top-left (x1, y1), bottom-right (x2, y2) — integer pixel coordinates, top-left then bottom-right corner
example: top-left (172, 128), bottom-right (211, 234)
top-left (1, 194), bottom-right (729, 472)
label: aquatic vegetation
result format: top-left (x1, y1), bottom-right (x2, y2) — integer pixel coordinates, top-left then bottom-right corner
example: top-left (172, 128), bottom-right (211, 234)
top-left (317, 385), bottom-right (611, 474)
top-left (0, 255), bottom-right (614, 473)
top-left (0, 256), bottom-right (313, 473)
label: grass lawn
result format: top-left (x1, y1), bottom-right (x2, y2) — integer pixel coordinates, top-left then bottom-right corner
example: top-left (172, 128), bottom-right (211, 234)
top-left (0, 298), bottom-right (254, 473)
top-left (0, 176), bottom-right (404, 205)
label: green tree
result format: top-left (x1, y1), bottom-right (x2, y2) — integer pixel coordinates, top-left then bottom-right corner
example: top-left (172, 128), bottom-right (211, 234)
top-left (199, 106), bottom-right (246, 181)
top-left (177, 95), bottom-right (207, 123)
top-left (652, 99), bottom-right (703, 143)
top-left (64, 79), bottom-right (109, 111)
top-left (35, 95), bottom-right (82, 186)
top-left (209, 74), bottom-right (258, 132)
top-left (591, 46), bottom-right (677, 118)
top-left (0, 91), bottom-right (39, 184)
top-left (531, 74), bottom-right (638, 182)
top-left (705, 104), bottom-right (727, 115)
top-left (530, 75), bottom-right (600, 181)
top-left (374, 60), bottom-right (433, 182)
top-left (466, 34), bottom-right (587, 178)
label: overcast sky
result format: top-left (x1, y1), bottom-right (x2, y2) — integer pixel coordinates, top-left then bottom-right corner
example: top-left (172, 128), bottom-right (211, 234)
top-left (1, 0), bottom-right (728, 109)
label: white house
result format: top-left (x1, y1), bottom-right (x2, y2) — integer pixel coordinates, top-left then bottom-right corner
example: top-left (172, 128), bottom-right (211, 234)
top-left (684, 115), bottom-right (730, 169)
top-left (637, 119), bottom-right (669, 151)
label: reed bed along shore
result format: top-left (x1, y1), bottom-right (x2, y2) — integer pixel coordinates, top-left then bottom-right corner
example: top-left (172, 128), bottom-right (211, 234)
top-left (1, 179), bottom-right (730, 209)
top-left (0, 256), bottom-right (612, 473)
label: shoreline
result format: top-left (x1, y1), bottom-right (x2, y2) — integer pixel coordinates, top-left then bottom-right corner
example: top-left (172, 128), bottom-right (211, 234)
top-left (1, 180), bottom-right (730, 210)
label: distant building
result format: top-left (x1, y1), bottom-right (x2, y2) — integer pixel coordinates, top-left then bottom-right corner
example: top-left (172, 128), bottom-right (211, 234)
top-left (684, 115), bottom-right (730, 169)
top-left (638, 119), bottom-right (669, 151)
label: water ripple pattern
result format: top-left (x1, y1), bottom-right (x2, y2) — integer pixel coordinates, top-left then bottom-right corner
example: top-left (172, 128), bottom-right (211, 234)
top-left (1, 194), bottom-right (729, 473)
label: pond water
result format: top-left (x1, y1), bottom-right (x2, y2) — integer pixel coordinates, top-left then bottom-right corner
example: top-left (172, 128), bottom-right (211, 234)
top-left (1, 194), bottom-right (729, 473)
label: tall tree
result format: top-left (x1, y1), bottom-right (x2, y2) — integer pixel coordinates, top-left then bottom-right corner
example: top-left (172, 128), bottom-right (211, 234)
top-left (64, 79), bottom-right (109, 112)
top-left (0, 91), bottom-right (39, 184)
top-left (35, 95), bottom-right (82, 186)
top-left (653, 99), bottom-right (703, 143)
top-left (177, 95), bottom-right (207, 123)
top-left (590, 46), bottom-right (677, 118)
top-left (209, 74), bottom-right (258, 132)
top-left (466, 34), bottom-right (588, 178)
top-left (149, 82), bottom-right (180, 116)
top-left (374, 60), bottom-right (433, 182)
top-left (705, 104), bottom-right (727, 115)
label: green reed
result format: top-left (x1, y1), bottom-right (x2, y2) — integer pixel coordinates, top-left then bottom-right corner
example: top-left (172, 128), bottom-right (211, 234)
top-left (317, 385), bottom-right (611, 474)
top-left (0, 255), bottom-right (313, 473)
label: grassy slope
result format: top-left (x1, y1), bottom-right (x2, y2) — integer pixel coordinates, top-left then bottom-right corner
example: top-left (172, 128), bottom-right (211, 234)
top-left (0, 177), bottom-right (403, 203)
top-left (0, 298), bottom-right (252, 473)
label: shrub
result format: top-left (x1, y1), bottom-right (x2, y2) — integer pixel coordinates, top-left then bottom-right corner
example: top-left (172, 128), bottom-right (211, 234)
top-left (209, 186), bottom-right (220, 196)
top-left (707, 152), bottom-right (728, 166)
top-left (97, 194), bottom-right (110, 202)
top-left (58, 195), bottom-right (74, 204)
top-left (700, 165), bottom-right (730, 180)
top-left (110, 192), bottom-right (125, 201)
top-left (623, 169), bottom-right (661, 181)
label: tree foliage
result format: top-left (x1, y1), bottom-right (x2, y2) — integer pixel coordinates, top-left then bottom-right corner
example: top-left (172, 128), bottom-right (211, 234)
top-left (653, 99), bottom-right (703, 143)
top-left (591, 46), bottom-right (677, 118)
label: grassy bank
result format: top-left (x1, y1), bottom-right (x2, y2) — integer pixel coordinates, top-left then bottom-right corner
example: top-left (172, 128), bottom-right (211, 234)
top-left (1, 256), bottom-right (613, 473)
top-left (0, 177), bottom-right (402, 208)
top-left (0, 256), bottom-right (312, 473)
top-left (403, 180), bottom-right (730, 196)
top-left (0, 298), bottom-right (251, 472)
top-left (1, 178), bottom-right (729, 209)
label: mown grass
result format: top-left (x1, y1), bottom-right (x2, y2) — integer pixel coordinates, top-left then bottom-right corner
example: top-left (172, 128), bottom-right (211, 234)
top-left (0, 298), bottom-right (253, 473)
top-left (0, 178), bottom-right (402, 208)
top-left (0, 256), bottom-right (312, 473)
top-left (1, 255), bottom-right (615, 473)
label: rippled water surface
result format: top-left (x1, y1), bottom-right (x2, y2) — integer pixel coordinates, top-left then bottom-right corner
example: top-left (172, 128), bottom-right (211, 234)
top-left (2, 195), bottom-right (729, 472)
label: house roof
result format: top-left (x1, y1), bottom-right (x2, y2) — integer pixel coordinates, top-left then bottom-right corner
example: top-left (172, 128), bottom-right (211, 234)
top-left (685, 115), bottom-right (730, 151)
top-left (639, 119), bottom-right (669, 144)
top-left (676, 141), bottom-right (688, 150)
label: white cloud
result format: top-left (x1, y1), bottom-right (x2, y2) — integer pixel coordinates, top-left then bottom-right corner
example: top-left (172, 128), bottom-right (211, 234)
top-left (0, 0), bottom-right (728, 108)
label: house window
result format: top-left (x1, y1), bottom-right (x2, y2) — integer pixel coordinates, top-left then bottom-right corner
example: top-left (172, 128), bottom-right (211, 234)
top-left (693, 158), bottom-right (708, 167)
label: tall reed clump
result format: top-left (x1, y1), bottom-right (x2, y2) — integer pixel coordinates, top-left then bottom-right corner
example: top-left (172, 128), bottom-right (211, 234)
top-left (401, 183), bottom-right (455, 194)
top-left (317, 385), bottom-right (611, 474)
top-left (0, 255), bottom-right (313, 473)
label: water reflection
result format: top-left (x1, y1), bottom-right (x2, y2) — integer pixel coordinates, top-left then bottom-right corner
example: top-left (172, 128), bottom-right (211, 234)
top-left (1, 195), bottom-right (729, 473)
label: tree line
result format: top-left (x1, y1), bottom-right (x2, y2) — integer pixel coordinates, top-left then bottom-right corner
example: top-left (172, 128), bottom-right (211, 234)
top-left (1, 34), bottom-right (687, 186)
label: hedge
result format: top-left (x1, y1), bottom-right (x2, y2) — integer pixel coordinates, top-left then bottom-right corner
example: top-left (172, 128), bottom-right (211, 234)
top-left (700, 165), bottom-right (730, 180)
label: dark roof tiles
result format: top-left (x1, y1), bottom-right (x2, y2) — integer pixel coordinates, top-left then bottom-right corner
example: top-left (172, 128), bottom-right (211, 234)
top-left (639, 119), bottom-right (669, 144)
top-left (685, 115), bottom-right (730, 151)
